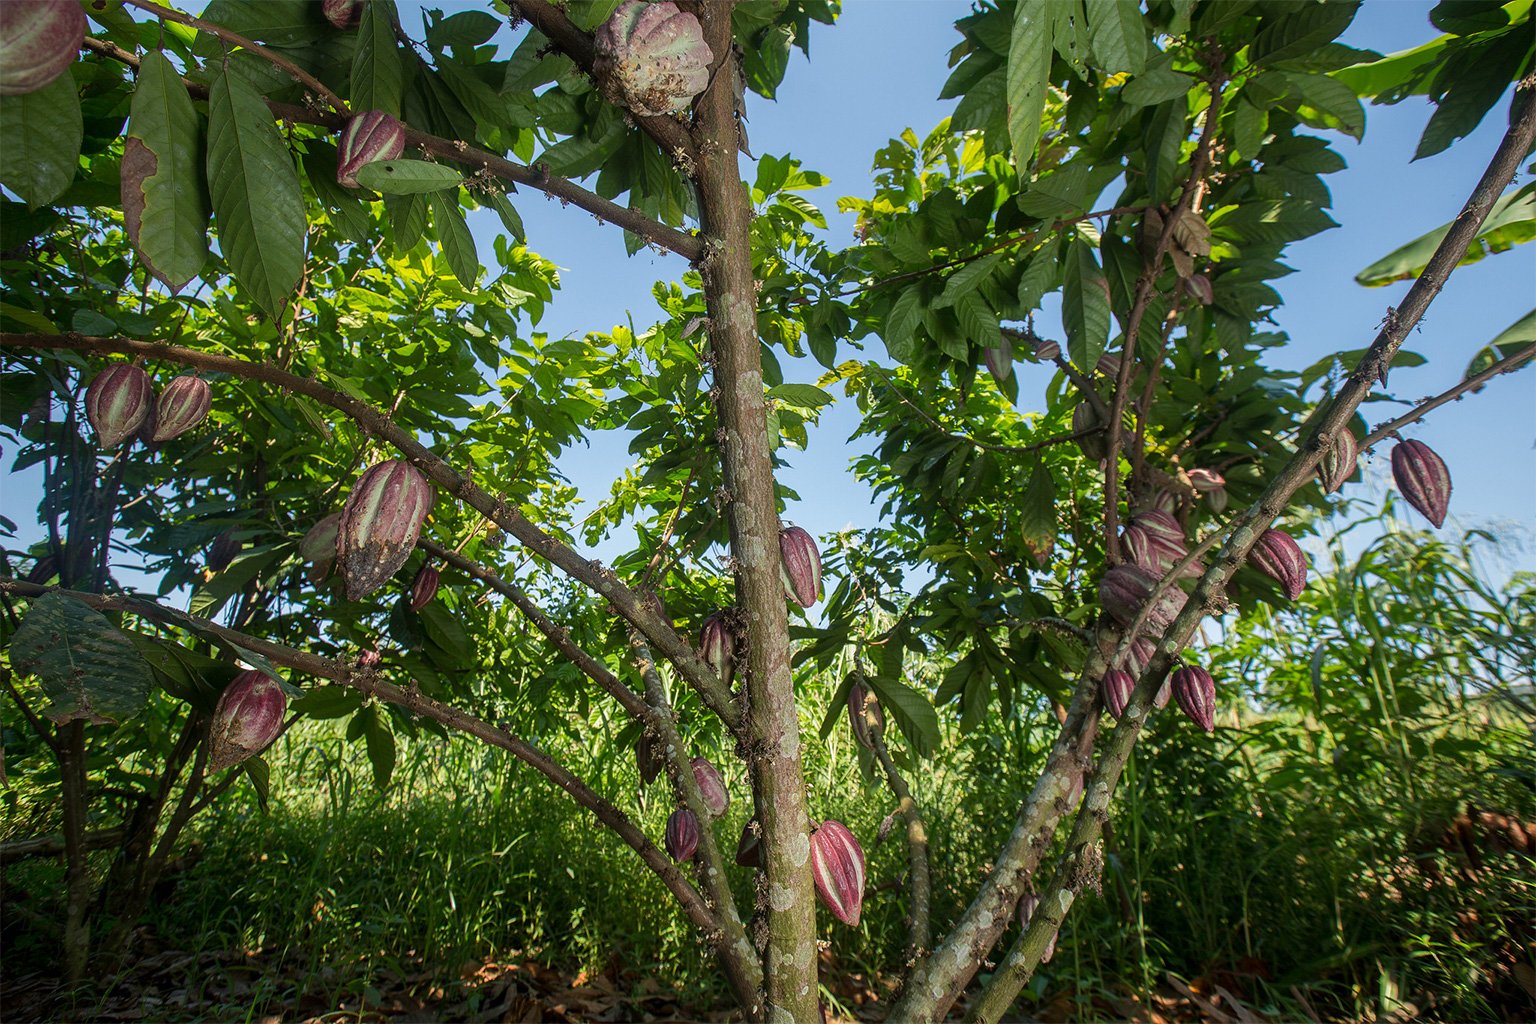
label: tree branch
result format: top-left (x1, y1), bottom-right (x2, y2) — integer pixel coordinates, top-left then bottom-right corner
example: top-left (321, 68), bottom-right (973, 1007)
top-left (0, 333), bottom-right (740, 728)
top-left (0, 828), bottom-right (127, 865)
top-left (0, 579), bottom-right (727, 940)
top-left (1362, 339), bottom-right (1536, 447)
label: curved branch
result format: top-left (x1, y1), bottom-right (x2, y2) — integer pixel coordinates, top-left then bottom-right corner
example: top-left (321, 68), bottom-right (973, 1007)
top-left (0, 333), bottom-right (740, 729)
top-left (0, 579), bottom-right (725, 938)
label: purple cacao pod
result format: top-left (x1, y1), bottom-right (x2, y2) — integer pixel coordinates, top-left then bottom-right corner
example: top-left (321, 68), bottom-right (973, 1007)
top-left (208, 528), bottom-right (241, 573)
top-left (847, 677), bottom-right (884, 750)
top-left (1073, 402), bottom-right (1107, 461)
top-left (357, 648), bottom-right (382, 669)
top-left (1099, 564), bottom-right (1185, 632)
top-left (208, 669), bottom-right (287, 771)
top-left (1187, 468), bottom-right (1224, 493)
top-left (409, 564), bottom-right (439, 611)
top-left (0, 0), bottom-right (85, 96)
top-left (1317, 429), bottom-right (1358, 494)
top-left (636, 732), bottom-right (664, 786)
top-left (735, 819), bottom-right (762, 868)
top-left (300, 512), bottom-right (341, 583)
top-left (85, 364), bottom-right (154, 448)
top-left (1100, 668), bottom-right (1135, 720)
top-left (593, 0), bottom-right (713, 117)
top-left (1171, 665), bottom-right (1215, 732)
top-left (1017, 893), bottom-right (1059, 963)
top-left (699, 611), bottom-right (734, 686)
top-left (150, 375), bottom-right (211, 442)
top-left (984, 336), bottom-right (1013, 384)
top-left (779, 524), bottom-right (822, 608)
top-left (322, 0), bottom-right (361, 30)
top-left (690, 756), bottom-right (728, 817)
top-left (338, 459), bottom-right (434, 600)
top-left (1031, 335), bottom-right (1061, 361)
top-left (1391, 439), bottom-right (1451, 529)
top-left (1186, 273), bottom-right (1214, 306)
top-left (1096, 351), bottom-right (1122, 379)
top-left (1113, 636), bottom-right (1157, 677)
top-left (1149, 488), bottom-right (1179, 515)
top-left (1133, 509), bottom-right (1185, 545)
top-left (337, 110), bottom-right (405, 188)
top-left (1250, 528), bottom-right (1306, 600)
top-left (810, 819), bottom-right (865, 927)
top-left (1122, 522), bottom-right (1196, 579)
top-left (1205, 485), bottom-right (1229, 514)
top-left (665, 807), bottom-right (699, 862)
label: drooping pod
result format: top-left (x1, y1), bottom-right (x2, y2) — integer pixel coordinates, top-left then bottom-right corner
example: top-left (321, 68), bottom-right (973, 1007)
top-left (1391, 439), bottom-right (1451, 528)
top-left (779, 524), bottom-right (822, 608)
top-left (1250, 528), bottom-right (1307, 600)
top-left (1171, 665), bottom-right (1216, 733)
top-left (337, 460), bottom-right (434, 600)
top-left (810, 820), bottom-right (865, 926)
top-left (208, 670), bottom-right (287, 771)
top-left (85, 364), bottom-right (154, 448)
top-left (665, 808), bottom-right (699, 862)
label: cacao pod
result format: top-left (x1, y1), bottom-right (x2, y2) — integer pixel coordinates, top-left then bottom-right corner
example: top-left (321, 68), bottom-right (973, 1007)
top-left (1073, 402), bottom-right (1107, 460)
top-left (300, 512), bottom-right (342, 583)
top-left (1122, 521), bottom-right (1197, 579)
top-left (1031, 335), bottom-right (1061, 361)
top-left (735, 819), bottom-right (762, 868)
top-left (1112, 636), bottom-right (1157, 677)
top-left (779, 524), bottom-right (822, 608)
top-left (1206, 485), bottom-right (1229, 514)
top-left (85, 363), bottom-right (154, 448)
top-left (665, 807), bottom-right (699, 862)
top-left (208, 669), bottom-right (287, 771)
top-left (1317, 429), bottom-right (1358, 494)
top-left (337, 110), bottom-right (405, 188)
top-left (150, 375), bottom-right (211, 442)
top-left (1017, 893), bottom-right (1059, 963)
top-left (1096, 351), bottom-right (1121, 379)
top-left (357, 649), bottom-right (382, 669)
top-left (322, 0), bottom-right (361, 29)
top-left (1186, 273), bottom-right (1214, 306)
top-left (636, 732), bottom-right (664, 786)
top-left (1171, 665), bottom-right (1215, 733)
top-left (1148, 488), bottom-right (1179, 515)
top-left (1132, 509), bottom-right (1185, 545)
top-left (337, 460), bottom-right (433, 601)
top-left (1250, 528), bottom-right (1306, 600)
top-left (1100, 668), bottom-right (1134, 720)
top-left (0, 0), bottom-right (84, 96)
top-left (409, 564), bottom-right (439, 611)
top-left (1187, 468), bottom-right (1223, 493)
top-left (208, 528), bottom-right (241, 573)
top-left (1099, 564), bottom-right (1185, 632)
top-left (690, 756), bottom-right (728, 817)
top-left (1391, 439), bottom-right (1450, 529)
top-left (593, 0), bottom-right (713, 117)
top-left (699, 611), bottom-right (734, 686)
top-left (846, 676), bottom-right (884, 750)
top-left (810, 819), bottom-right (865, 927)
top-left (984, 336), bottom-right (1013, 384)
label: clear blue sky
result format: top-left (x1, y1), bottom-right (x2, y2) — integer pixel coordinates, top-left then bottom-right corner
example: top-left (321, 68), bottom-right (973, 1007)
top-left (5, 1), bottom-right (1532, 581)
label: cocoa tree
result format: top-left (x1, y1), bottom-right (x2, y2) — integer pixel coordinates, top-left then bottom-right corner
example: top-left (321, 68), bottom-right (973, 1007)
top-left (2, 0), bottom-right (1533, 1019)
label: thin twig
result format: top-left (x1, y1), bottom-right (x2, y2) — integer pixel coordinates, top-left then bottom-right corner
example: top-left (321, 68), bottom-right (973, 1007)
top-left (1362, 340), bottom-right (1536, 446)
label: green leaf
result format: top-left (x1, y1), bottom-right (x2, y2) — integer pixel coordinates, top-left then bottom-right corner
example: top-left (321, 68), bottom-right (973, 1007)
top-left (428, 190), bottom-right (478, 288)
top-left (1005, 0), bottom-right (1055, 177)
top-left (1086, 0), bottom-right (1147, 74)
top-left (1062, 236), bottom-right (1110, 371)
top-left (484, 189), bottom-right (526, 242)
top-left (1121, 64), bottom-right (1195, 107)
top-left (0, 73), bottom-right (82, 209)
top-left (355, 159), bottom-right (465, 195)
top-left (1355, 182), bottom-right (1535, 286)
top-left (767, 383), bottom-right (834, 410)
top-left (867, 675), bottom-right (940, 757)
top-left (352, 0), bottom-right (403, 117)
top-left (124, 52), bottom-right (211, 289)
top-left (1413, 30), bottom-right (1530, 160)
top-left (955, 292), bottom-right (1000, 345)
top-left (206, 68), bottom-right (307, 319)
top-left (10, 592), bottom-right (152, 724)
top-left (362, 705), bottom-right (396, 790)
top-left (384, 192), bottom-right (427, 251)
top-left (1249, 1), bottom-right (1360, 66)
top-left (882, 288), bottom-right (924, 363)
top-left (1282, 71), bottom-right (1365, 139)
top-left (243, 756), bottom-right (271, 812)
top-left (934, 253), bottom-right (1004, 309)
top-left (1464, 308), bottom-right (1536, 378)
top-left (1017, 458), bottom-right (1057, 565)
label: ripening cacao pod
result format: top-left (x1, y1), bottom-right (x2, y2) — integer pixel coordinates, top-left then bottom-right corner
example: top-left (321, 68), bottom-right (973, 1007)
top-left (1122, 520), bottom-right (1197, 579)
top-left (1030, 335), bottom-right (1061, 361)
top-left (810, 819), bottom-right (865, 927)
top-left (1317, 429), bottom-right (1358, 494)
top-left (690, 756), bottom-right (728, 817)
top-left (593, 0), bottom-right (713, 117)
top-left (699, 612), bottom-right (734, 686)
top-left (357, 648), bottom-right (382, 669)
top-left (1073, 402), bottom-right (1107, 461)
top-left (0, 0), bottom-right (85, 96)
top-left (1017, 893), bottom-right (1059, 963)
top-left (301, 512), bottom-right (341, 583)
top-left (1096, 351), bottom-right (1121, 379)
top-left (1149, 489), bottom-right (1179, 515)
top-left (847, 676), bottom-right (884, 750)
top-left (1171, 664), bottom-right (1215, 732)
top-left (337, 460), bottom-right (433, 600)
top-left (636, 732), bottom-right (664, 786)
top-left (665, 807), bottom-right (699, 862)
top-left (1250, 528), bottom-right (1307, 600)
top-left (150, 375), bottom-right (211, 441)
top-left (208, 669), bottom-right (287, 771)
top-left (1113, 636), bottom-right (1157, 678)
top-left (735, 819), bottom-right (762, 868)
top-left (984, 336), bottom-right (1013, 384)
top-left (1099, 564), bottom-right (1185, 632)
top-left (85, 363), bottom-right (154, 448)
top-left (322, 0), bottom-right (361, 30)
top-left (1391, 439), bottom-right (1451, 529)
top-left (208, 528), bottom-right (241, 573)
top-left (409, 564), bottom-right (439, 611)
top-left (779, 524), bottom-right (822, 608)
top-left (1206, 485), bottom-right (1229, 514)
top-left (1133, 509), bottom-right (1184, 545)
top-left (1187, 468), bottom-right (1224, 493)
top-left (1186, 273), bottom-right (1214, 306)
top-left (337, 110), bottom-right (405, 188)
top-left (1100, 668), bottom-right (1134, 720)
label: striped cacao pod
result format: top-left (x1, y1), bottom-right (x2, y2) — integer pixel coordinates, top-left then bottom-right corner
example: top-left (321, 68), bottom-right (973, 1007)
top-left (1171, 665), bottom-right (1216, 732)
top-left (337, 111), bottom-right (405, 188)
top-left (691, 756), bottom-right (728, 817)
top-left (338, 460), bottom-right (433, 600)
top-left (593, 0), bottom-right (713, 117)
top-left (699, 612), bottom-right (734, 686)
top-left (1391, 439), bottom-right (1451, 529)
top-left (301, 513), bottom-right (342, 583)
top-left (1317, 429), bottom-right (1358, 494)
top-left (1099, 564), bottom-right (1185, 632)
top-left (1030, 334), bottom-right (1061, 361)
top-left (85, 364), bottom-right (154, 448)
top-left (1187, 468), bottom-right (1224, 493)
top-left (1100, 668), bottom-right (1134, 720)
top-left (665, 807), bottom-right (699, 862)
top-left (322, 0), bottom-right (361, 29)
top-left (636, 732), bottom-right (664, 786)
top-left (209, 670), bottom-right (287, 771)
top-left (409, 564), bottom-right (439, 611)
top-left (1250, 528), bottom-right (1307, 600)
top-left (779, 524), bottom-right (822, 607)
top-left (150, 375), bottom-right (211, 442)
top-left (847, 676), bottom-right (883, 750)
top-left (810, 819), bottom-right (865, 927)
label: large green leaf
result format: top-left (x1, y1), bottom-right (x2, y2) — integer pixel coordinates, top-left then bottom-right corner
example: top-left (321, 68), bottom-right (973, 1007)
top-left (1249, 1), bottom-right (1360, 66)
top-left (355, 159), bottom-right (464, 195)
top-left (1464, 308), bottom-right (1536, 378)
top-left (428, 190), bottom-right (478, 288)
top-left (1086, 0), bottom-right (1147, 74)
top-left (1062, 236), bottom-right (1110, 371)
top-left (206, 68), bottom-right (307, 319)
top-left (867, 674), bottom-right (940, 757)
top-left (1017, 458), bottom-right (1057, 565)
top-left (0, 73), bottom-right (82, 209)
top-left (10, 592), bottom-right (152, 724)
top-left (125, 52), bottom-right (211, 290)
top-left (1005, 0), bottom-right (1055, 177)
top-left (882, 287), bottom-right (924, 363)
top-left (1355, 182), bottom-right (1535, 286)
top-left (352, 0), bottom-right (403, 116)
